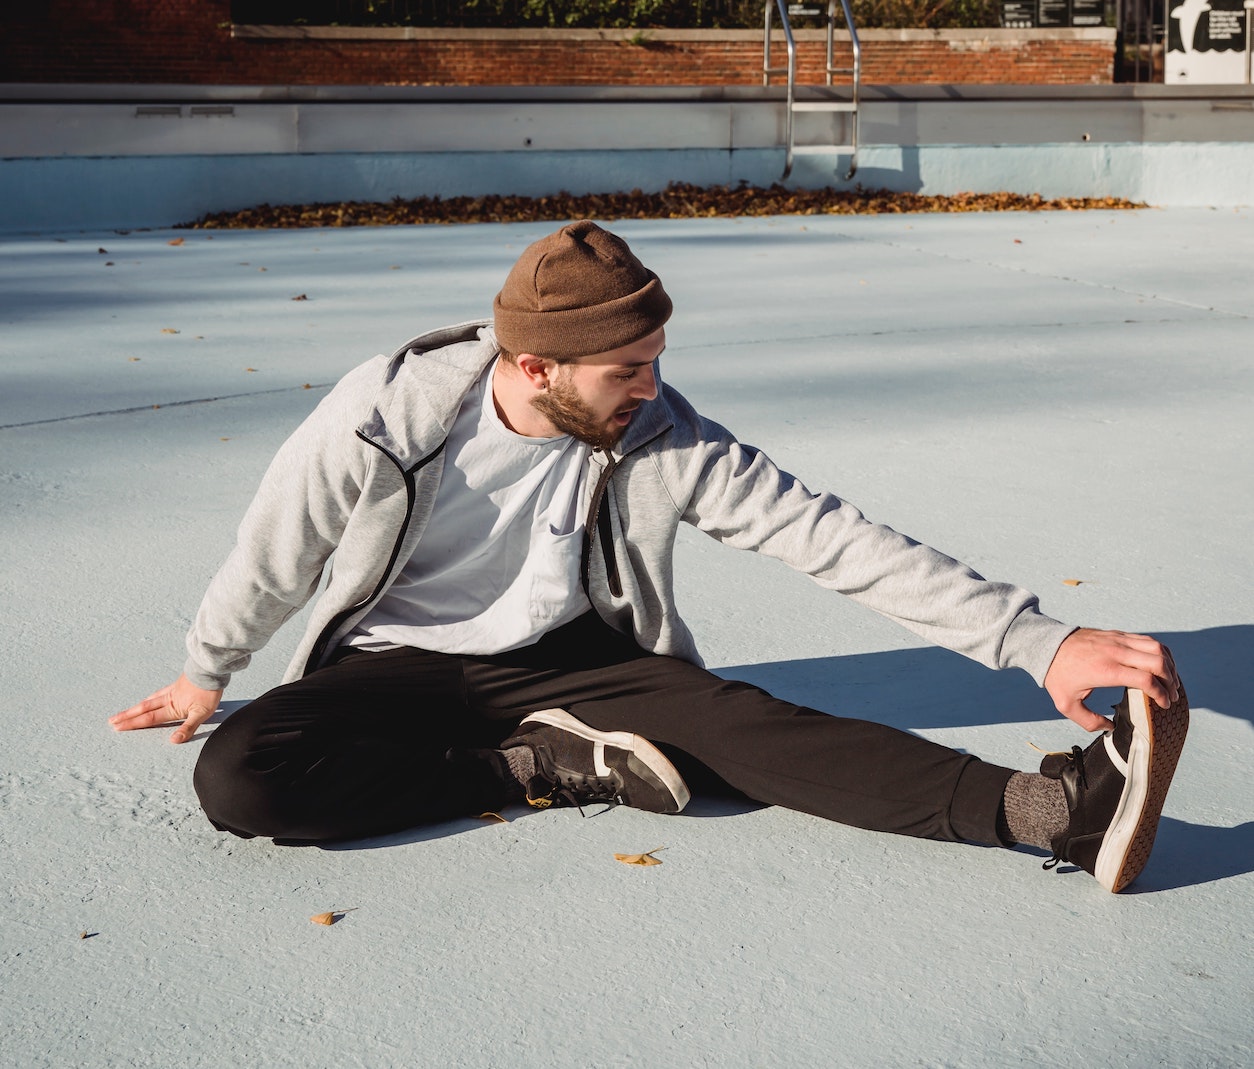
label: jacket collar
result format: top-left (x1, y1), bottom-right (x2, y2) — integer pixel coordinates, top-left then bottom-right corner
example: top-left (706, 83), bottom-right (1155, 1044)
top-left (357, 320), bottom-right (497, 469)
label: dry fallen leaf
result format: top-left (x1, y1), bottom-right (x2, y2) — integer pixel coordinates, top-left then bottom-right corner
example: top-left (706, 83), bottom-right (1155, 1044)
top-left (614, 847), bottom-right (665, 867)
top-left (244, 367), bottom-right (257, 372)
top-left (105, 262), bottom-right (115, 266)
top-left (291, 293), bottom-right (308, 301)
top-left (478, 811), bottom-right (509, 824)
top-left (167, 237), bottom-right (185, 246)
top-left (1062, 578), bottom-right (1082, 586)
top-left (161, 328), bottom-right (179, 334)
top-left (302, 383), bottom-right (312, 389)
top-left (220, 437), bottom-right (230, 441)
top-left (128, 357), bottom-right (140, 362)
top-left (97, 247), bottom-right (108, 254)
top-left (310, 908), bottom-right (357, 926)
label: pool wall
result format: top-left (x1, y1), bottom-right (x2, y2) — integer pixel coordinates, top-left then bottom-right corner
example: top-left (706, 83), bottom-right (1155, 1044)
top-left (3, 83), bottom-right (1252, 231)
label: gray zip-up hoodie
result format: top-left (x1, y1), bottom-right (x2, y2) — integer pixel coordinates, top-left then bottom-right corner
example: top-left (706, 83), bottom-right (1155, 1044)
top-left (182, 322), bottom-right (1074, 693)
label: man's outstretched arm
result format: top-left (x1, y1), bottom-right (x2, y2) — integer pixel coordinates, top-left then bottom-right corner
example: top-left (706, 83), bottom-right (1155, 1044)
top-left (1044, 627), bottom-right (1181, 732)
top-left (110, 675), bottom-right (224, 744)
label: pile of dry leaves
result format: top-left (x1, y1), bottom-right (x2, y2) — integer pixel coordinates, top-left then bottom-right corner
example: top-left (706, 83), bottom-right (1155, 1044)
top-left (184, 183), bottom-right (1144, 229)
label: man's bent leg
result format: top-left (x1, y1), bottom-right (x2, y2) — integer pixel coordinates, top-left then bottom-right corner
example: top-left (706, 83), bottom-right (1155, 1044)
top-left (193, 647), bottom-right (518, 841)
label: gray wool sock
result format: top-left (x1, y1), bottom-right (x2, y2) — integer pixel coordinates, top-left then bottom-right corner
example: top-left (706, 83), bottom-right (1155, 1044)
top-left (998, 772), bottom-right (1070, 850)
top-left (500, 744), bottom-right (537, 797)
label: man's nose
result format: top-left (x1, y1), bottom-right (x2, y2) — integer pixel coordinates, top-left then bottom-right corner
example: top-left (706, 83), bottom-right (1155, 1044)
top-left (633, 362), bottom-right (659, 401)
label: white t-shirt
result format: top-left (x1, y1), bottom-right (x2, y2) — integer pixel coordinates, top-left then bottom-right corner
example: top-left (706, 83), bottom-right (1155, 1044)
top-left (347, 359), bottom-right (594, 655)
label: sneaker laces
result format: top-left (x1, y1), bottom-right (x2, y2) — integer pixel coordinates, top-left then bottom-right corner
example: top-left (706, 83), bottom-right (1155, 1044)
top-left (1041, 745), bottom-right (1086, 871)
top-left (526, 771), bottom-right (624, 817)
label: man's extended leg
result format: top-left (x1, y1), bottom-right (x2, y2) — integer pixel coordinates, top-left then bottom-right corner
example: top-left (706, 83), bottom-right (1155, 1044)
top-left (463, 615), bottom-right (1013, 845)
top-left (469, 615), bottom-right (1189, 889)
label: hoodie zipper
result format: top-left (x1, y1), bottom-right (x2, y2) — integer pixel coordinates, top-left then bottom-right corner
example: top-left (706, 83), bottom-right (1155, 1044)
top-left (301, 432), bottom-right (446, 677)
top-left (580, 425), bottom-right (670, 600)
top-left (581, 452), bottom-right (621, 598)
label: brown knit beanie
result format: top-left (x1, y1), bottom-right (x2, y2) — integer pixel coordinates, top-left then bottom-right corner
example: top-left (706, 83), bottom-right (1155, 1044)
top-left (493, 220), bottom-right (672, 359)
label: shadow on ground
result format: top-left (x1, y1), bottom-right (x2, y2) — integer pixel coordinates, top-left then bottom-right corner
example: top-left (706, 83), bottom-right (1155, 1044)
top-left (717, 624), bottom-right (1253, 731)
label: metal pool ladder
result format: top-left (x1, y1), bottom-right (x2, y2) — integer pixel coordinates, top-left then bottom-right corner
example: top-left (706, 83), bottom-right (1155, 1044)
top-left (763, 0), bottom-right (861, 180)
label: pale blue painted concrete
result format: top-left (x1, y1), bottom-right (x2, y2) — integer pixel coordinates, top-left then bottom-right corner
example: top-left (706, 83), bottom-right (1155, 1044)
top-left (1, 210), bottom-right (1251, 1068)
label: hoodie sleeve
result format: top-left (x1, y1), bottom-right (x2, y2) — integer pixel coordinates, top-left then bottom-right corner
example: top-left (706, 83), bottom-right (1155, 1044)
top-left (668, 406), bottom-right (1073, 685)
top-left (180, 358), bottom-right (385, 691)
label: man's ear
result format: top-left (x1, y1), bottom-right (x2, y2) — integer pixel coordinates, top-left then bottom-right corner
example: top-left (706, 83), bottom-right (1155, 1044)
top-left (515, 353), bottom-right (553, 391)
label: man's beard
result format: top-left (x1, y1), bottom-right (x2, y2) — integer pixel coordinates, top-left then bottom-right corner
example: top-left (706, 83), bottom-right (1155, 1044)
top-left (531, 374), bottom-right (625, 450)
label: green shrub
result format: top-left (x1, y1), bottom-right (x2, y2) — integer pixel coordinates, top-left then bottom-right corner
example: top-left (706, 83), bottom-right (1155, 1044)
top-left (232, 0), bottom-right (1001, 29)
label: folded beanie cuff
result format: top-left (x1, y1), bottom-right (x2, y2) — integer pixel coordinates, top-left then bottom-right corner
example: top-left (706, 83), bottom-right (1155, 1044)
top-left (493, 275), bottom-right (671, 359)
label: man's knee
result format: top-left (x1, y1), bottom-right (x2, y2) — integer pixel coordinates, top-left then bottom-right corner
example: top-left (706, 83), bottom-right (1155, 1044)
top-left (191, 717), bottom-right (287, 839)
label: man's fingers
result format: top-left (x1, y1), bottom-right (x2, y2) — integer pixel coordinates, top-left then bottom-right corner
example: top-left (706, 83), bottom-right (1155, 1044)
top-left (169, 703), bottom-right (211, 745)
top-left (112, 677), bottom-right (223, 738)
top-left (1112, 658), bottom-right (1178, 711)
top-left (1109, 632), bottom-right (1181, 701)
top-left (1059, 699), bottom-right (1115, 734)
top-left (1142, 674), bottom-right (1178, 711)
top-left (110, 689), bottom-right (176, 731)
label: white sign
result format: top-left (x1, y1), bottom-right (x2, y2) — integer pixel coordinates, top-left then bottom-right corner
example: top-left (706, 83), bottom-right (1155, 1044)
top-left (1165, 0), bottom-right (1250, 83)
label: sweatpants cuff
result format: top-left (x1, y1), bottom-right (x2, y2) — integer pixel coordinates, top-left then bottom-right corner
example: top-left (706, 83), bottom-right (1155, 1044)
top-left (949, 758), bottom-right (1016, 846)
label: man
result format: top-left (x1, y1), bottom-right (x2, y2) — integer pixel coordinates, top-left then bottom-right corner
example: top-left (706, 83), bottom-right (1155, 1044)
top-left (112, 221), bottom-right (1187, 893)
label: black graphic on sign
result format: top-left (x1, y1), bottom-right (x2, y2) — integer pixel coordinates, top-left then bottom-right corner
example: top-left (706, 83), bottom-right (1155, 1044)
top-left (1167, 0), bottom-right (1247, 52)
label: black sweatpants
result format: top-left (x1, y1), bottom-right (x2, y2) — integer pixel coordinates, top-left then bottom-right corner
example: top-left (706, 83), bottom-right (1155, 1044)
top-left (193, 613), bottom-right (1015, 845)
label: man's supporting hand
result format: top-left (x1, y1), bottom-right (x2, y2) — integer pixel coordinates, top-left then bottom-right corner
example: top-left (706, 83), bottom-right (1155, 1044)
top-left (1044, 628), bottom-right (1181, 732)
top-left (110, 674), bottom-right (224, 744)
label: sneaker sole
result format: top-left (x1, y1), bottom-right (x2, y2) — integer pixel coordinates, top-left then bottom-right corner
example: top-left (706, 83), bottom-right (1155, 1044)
top-left (522, 708), bottom-right (691, 814)
top-left (1093, 686), bottom-right (1189, 893)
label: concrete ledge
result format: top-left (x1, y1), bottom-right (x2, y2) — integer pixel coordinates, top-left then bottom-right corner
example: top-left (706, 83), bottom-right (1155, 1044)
top-left (230, 25), bottom-right (1117, 44)
top-left (5, 83), bottom-right (1251, 104)
top-left (4, 89), bottom-right (1251, 161)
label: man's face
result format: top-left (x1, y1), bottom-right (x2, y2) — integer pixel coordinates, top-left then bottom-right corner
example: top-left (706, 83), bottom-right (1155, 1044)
top-left (531, 327), bottom-right (665, 450)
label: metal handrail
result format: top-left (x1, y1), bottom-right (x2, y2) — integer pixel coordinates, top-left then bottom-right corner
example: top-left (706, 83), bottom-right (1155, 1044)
top-left (763, 0), bottom-right (799, 175)
top-left (839, 0), bottom-right (861, 180)
top-left (764, 0), bottom-right (860, 180)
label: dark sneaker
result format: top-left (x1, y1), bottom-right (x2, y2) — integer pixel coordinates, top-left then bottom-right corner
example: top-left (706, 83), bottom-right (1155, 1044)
top-left (501, 708), bottom-right (690, 815)
top-left (1040, 685), bottom-right (1189, 892)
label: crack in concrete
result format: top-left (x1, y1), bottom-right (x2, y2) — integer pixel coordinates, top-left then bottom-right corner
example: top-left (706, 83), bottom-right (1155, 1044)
top-left (675, 315), bottom-right (1207, 353)
top-left (0, 381), bottom-right (333, 431)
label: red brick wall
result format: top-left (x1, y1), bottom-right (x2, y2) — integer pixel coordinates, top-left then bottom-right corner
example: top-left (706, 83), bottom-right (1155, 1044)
top-left (0, 3), bottom-right (1114, 86)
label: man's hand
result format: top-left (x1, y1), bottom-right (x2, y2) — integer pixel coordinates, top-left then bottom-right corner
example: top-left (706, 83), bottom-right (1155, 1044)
top-left (1044, 628), bottom-right (1181, 733)
top-left (110, 674), bottom-right (224, 744)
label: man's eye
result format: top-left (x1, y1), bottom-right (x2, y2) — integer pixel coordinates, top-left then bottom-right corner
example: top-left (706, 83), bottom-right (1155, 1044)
top-left (616, 370), bottom-right (638, 381)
